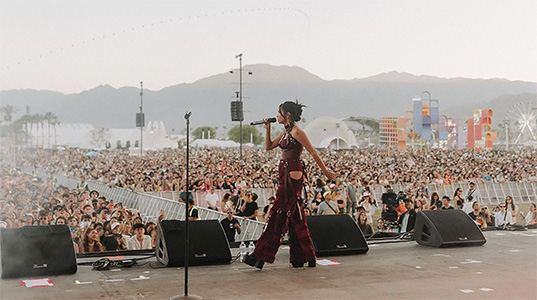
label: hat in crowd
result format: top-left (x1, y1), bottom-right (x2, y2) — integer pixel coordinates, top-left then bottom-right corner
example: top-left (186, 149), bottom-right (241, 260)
top-left (111, 222), bottom-right (120, 231)
top-left (363, 192), bottom-right (370, 197)
top-left (82, 214), bottom-right (92, 220)
top-left (133, 223), bottom-right (145, 231)
top-left (323, 191), bottom-right (331, 199)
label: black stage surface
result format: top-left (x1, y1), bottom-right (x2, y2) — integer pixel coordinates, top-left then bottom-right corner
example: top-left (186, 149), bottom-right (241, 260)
top-left (1, 230), bottom-right (536, 300)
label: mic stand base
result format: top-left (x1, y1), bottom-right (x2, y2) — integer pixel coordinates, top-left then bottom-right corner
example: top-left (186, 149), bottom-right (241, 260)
top-left (170, 294), bottom-right (203, 300)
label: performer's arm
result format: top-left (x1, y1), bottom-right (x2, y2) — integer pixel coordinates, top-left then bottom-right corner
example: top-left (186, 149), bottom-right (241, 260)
top-left (292, 127), bottom-right (336, 181)
top-left (265, 122), bottom-right (283, 150)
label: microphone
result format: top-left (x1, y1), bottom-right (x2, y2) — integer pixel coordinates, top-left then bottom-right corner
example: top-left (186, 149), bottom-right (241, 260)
top-left (250, 117), bottom-right (276, 126)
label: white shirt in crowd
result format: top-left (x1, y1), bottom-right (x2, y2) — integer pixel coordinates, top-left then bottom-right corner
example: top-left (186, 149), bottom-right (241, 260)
top-left (127, 235), bottom-right (152, 250)
top-left (495, 210), bottom-right (513, 227)
top-left (463, 188), bottom-right (480, 214)
top-left (205, 192), bottom-right (219, 209)
top-left (400, 213), bottom-right (410, 233)
top-left (524, 211), bottom-right (536, 226)
top-left (462, 201), bottom-right (476, 214)
top-left (317, 201), bottom-right (338, 215)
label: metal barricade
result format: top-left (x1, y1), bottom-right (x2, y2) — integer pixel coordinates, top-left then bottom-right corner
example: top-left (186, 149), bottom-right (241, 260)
top-left (146, 188), bottom-right (276, 218)
top-left (32, 168), bottom-right (268, 243)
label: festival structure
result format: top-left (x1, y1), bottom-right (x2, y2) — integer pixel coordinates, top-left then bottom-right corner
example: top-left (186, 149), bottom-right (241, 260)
top-left (379, 92), bottom-right (496, 150)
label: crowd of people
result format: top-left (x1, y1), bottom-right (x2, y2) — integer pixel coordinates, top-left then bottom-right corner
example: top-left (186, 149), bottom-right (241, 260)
top-left (20, 147), bottom-right (537, 197)
top-left (0, 167), bottom-right (163, 253)
top-left (322, 183), bottom-right (537, 237)
top-left (2, 145), bottom-right (537, 255)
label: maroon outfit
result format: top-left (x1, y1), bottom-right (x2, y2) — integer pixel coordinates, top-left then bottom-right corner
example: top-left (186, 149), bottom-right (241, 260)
top-left (251, 126), bottom-right (316, 264)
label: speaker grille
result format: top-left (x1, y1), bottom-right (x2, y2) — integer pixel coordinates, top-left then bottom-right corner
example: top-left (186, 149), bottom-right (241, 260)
top-left (230, 101), bottom-right (244, 122)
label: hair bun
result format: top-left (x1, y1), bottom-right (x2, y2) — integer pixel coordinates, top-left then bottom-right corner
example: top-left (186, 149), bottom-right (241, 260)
top-left (280, 100), bottom-right (306, 122)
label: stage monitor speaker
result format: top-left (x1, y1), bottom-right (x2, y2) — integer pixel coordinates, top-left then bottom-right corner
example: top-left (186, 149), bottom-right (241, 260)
top-left (156, 219), bottom-right (232, 267)
top-left (1, 225), bottom-right (77, 279)
top-left (414, 210), bottom-right (487, 248)
top-left (306, 214), bottom-right (369, 257)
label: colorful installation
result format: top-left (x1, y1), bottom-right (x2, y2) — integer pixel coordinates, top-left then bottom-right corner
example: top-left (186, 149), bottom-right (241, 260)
top-left (379, 117), bottom-right (410, 150)
top-left (467, 109), bottom-right (497, 149)
top-left (379, 92), bottom-right (497, 150)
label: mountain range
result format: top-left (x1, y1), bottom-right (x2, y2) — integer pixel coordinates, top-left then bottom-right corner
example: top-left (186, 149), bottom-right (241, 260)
top-left (1, 64), bottom-right (536, 131)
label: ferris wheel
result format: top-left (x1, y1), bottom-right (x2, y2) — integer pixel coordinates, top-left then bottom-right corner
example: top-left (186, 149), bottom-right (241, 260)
top-left (506, 100), bottom-right (537, 145)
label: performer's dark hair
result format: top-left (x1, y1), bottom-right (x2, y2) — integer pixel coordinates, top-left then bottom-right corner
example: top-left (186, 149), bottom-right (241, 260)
top-left (280, 100), bottom-right (306, 122)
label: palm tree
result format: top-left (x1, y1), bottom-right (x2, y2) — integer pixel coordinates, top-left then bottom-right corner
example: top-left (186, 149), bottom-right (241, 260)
top-left (44, 112), bottom-right (58, 148)
top-left (18, 114), bottom-right (32, 148)
top-left (39, 114), bottom-right (45, 147)
top-left (0, 105), bottom-right (17, 124)
top-left (12, 118), bottom-right (25, 149)
top-left (31, 114), bottom-right (44, 147)
top-left (0, 105), bottom-right (18, 142)
top-left (51, 117), bottom-right (60, 148)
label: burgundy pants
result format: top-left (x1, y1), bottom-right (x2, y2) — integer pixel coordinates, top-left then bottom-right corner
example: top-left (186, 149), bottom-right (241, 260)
top-left (251, 159), bottom-right (315, 264)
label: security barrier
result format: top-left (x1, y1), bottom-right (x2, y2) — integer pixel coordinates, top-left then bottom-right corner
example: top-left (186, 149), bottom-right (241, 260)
top-left (146, 188), bottom-right (277, 211)
top-left (368, 181), bottom-right (537, 205)
top-left (29, 168), bottom-right (267, 243)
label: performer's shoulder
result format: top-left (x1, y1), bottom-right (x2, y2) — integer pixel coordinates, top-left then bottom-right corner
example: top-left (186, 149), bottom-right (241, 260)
top-left (292, 125), bottom-right (304, 135)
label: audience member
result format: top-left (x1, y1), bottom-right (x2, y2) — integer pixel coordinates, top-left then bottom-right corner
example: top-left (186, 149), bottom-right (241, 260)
top-left (505, 196), bottom-right (519, 224)
top-left (317, 192), bottom-right (338, 215)
top-left (220, 211), bottom-right (241, 242)
top-left (441, 196), bottom-right (454, 210)
top-left (238, 192), bottom-right (259, 220)
top-left (262, 196), bottom-right (275, 221)
top-left (522, 203), bottom-right (537, 226)
top-left (463, 182), bottom-right (480, 213)
top-left (187, 199), bottom-right (199, 221)
top-left (357, 211), bottom-right (374, 237)
top-left (495, 203), bottom-right (513, 227)
top-left (398, 198), bottom-right (416, 233)
top-left (468, 202), bottom-right (481, 221)
top-left (205, 185), bottom-right (219, 211)
top-left (127, 223), bottom-right (152, 250)
top-left (79, 227), bottom-right (105, 253)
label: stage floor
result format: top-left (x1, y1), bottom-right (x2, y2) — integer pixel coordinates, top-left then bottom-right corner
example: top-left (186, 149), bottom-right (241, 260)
top-left (1, 230), bottom-right (536, 300)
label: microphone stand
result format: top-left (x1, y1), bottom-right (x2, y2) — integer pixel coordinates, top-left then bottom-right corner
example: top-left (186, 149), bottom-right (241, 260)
top-left (171, 111), bottom-right (201, 300)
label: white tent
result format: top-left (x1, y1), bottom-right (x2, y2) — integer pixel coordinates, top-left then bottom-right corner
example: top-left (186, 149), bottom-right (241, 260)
top-left (303, 116), bottom-right (358, 149)
top-left (29, 121), bottom-right (177, 150)
top-left (191, 139), bottom-right (240, 148)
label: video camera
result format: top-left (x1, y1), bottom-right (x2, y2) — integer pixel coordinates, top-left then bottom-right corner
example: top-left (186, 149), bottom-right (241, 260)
top-left (381, 190), bottom-right (396, 207)
top-left (381, 189), bottom-right (406, 208)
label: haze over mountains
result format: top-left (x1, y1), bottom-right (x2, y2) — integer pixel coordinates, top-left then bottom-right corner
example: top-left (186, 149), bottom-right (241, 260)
top-left (1, 64), bottom-right (535, 131)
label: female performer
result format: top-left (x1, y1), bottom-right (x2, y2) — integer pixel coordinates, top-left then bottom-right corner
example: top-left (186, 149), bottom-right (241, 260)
top-left (243, 100), bottom-right (336, 269)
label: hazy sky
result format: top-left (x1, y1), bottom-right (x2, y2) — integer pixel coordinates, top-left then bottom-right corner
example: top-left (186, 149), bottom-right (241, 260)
top-left (1, 0), bottom-right (536, 93)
